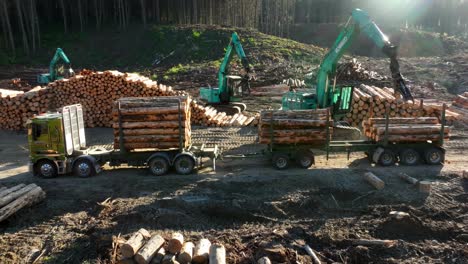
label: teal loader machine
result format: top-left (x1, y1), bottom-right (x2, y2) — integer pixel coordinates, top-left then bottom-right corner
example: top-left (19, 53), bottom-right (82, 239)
top-left (282, 9), bottom-right (414, 138)
top-left (37, 48), bottom-right (75, 84)
top-left (199, 32), bottom-right (252, 114)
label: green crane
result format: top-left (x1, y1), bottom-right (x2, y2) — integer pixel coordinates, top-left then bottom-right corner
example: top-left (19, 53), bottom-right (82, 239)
top-left (199, 32), bottom-right (252, 113)
top-left (282, 8), bottom-right (413, 119)
top-left (37, 48), bottom-right (75, 84)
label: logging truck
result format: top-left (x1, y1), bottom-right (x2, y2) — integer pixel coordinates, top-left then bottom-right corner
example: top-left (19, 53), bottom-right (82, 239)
top-left (27, 102), bottom-right (219, 178)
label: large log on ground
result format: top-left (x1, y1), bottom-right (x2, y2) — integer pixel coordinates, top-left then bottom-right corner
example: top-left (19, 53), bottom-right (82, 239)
top-left (0, 184), bottom-right (39, 208)
top-left (350, 239), bottom-right (396, 247)
top-left (167, 232), bottom-right (184, 254)
top-left (120, 229), bottom-right (151, 258)
top-left (177, 242), bottom-right (194, 264)
top-left (364, 172), bottom-right (385, 190)
top-left (0, 185), bottom-right (46, 222)
top-left (134, 235), bottom-right (165, 264)
top-left (209, 244), bottom-right (226, 264)
top-left (399, 173), bottom-right (418, 185)
top-left (192, 239), bottom-right (211, 264)
top-left (419, 181), bottom-right (432, 193)
top-left (0, 184), bottom-right (26, 198)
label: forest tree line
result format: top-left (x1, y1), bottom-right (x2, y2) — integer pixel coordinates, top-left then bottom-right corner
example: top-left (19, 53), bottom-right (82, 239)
top-left (1, 0), bottom-right (467, 54)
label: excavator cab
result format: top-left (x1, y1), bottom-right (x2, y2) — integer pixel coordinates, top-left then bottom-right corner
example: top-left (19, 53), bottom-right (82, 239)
top-left (331, 86), bottom-right (354, 119)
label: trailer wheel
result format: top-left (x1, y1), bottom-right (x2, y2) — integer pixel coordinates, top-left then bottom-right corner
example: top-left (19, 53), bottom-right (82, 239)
top-left (148, 157), bottom-right (169, 176)
top-left (272, 154), bottom-right (289, 170)
top-left (296, 151), bottom-right (314, 169)
top-left (400, 148), bottom-right (420, 166)
top-left (378, 149), bottom-right (396, 166)
top-left (73, 159), bottom-right (95, 178)
top-left (36, 160), bottom-right (58, 178)
top-left (174, 155), bottom-right (195, 175)
top-left (424, 148), bottom-right (444, 165)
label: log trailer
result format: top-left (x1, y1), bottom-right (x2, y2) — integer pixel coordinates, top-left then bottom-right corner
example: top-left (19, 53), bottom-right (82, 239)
top-left (27, 102), bottom-right (219, 178)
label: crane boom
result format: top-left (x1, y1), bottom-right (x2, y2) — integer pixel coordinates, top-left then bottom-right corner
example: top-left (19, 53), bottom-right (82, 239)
top-left (317, 8), bottom-right (413, 108)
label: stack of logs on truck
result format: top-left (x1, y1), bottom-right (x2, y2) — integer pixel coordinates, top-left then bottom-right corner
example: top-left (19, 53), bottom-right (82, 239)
top-left (257, 106), bottom-right (449, 169)
top-left (345, 84), bottom-right (459, 127)
top-left (450, 92), bottom-right (468, 125)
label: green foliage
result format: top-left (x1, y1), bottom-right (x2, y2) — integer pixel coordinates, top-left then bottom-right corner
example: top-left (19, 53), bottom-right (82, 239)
top-left (167, 64), bottom-right (189, 75)
top-left (192, 29), bottom-right (202, 39)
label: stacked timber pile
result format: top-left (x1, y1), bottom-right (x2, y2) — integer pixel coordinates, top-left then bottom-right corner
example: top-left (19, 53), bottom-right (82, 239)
top-left (362, 117), bottom-right (450, 143)
top-left (112, 97), bottom-right (191, 150)
top-left (258, 109), bottom-right (332, 145)
top-left (344, 84), bottom-right (457, 127)
top-left (450, 92), bottom-right (468, 125)
top-left (0, 184), bottom-right (46, 222)
top-left (117, 229), bottom-right (225, 264)
top-left (0, 70), bottom-right (254, 130)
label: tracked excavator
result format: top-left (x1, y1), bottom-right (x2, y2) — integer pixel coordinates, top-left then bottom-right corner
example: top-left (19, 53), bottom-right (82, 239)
top-left (199, 32), bottom-right (252, 114)
top-left (282, 8), bottom-right (414, 139)
top-left (37, 48), bottom-right (75, 85)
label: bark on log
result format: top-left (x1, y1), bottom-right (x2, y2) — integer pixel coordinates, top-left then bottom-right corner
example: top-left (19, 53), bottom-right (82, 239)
top-left (192, 239), bottom-right (211, 264)
top-left (167, 232), bottom-right (184, 254)
top-left (0, 183), bottom-right (39, 208)
top-left (208, 244), bottom-right (226, 264)
top-left (114, 129), bottom-right (181, 136)
top-left (375, 134), bottom-right (448, 143)
top-left (368, 117), bottom-right (438, 125)
top-left (259, 119), bottom-right (329, 128)
top-left (114, 121), bottom-right (187, 129)
top-left (120, 229), bottom-right (151, 258)
top-left (0, 185), bottom-right (46, 222)
top-left (364, 172), bottom-right (385, 190)
top-left (0, 183), bottom-right (26, 198)
top-left (399, 173), bottom-right (418, 185)
top-left (177, 242), bottom-right (194, 264)
top-left (134, 234), bottom-right (165, 264)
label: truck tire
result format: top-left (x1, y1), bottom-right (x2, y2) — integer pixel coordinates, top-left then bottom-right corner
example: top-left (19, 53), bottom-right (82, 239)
top-left (296, 151), bottom-right (314, 169)
top-left (424, 148), bottom-right (444, 165)
top-left (378, 149), bottom-right (396, 166)
top-left (36, 160), bottom-right (58, 178)
top-left (174, 155), bottom-right (195, 175)
top-left (272, 154), bottom-right (289, 170)
top-left (148, 157), bottom-right (169, 176)
top-left (73, 159), bottom-right (95, 178)
top-left (400, 148), bottom-right (420, 166)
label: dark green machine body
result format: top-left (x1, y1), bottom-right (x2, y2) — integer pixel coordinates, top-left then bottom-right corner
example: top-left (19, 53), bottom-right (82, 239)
top-left (37, 48), bottom-right (75, 84)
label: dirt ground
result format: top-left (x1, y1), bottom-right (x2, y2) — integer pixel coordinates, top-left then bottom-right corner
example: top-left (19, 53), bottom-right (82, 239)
top-left (0, 126), bottom-right (467, 264)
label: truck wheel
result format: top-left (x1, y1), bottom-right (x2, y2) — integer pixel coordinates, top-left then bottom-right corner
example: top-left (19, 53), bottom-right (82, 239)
top-left (36, 160), bottom-right (58, 178)
top-left (424, 148), bottom-right (444, 165)
top-left (296, 151), bottom-right (314, 169)
top-left (378, 149), bottom-right (396, 166)
top-left (73, 159), bottom-right (95, 178)
top-left (400, 148), bottom-right (420, 166)
top-left (148, 157), bottom-right (169, 176)
top-left (272, 154), bottom-right (289, 170)
top-left (174, 155), bottom-right (195, 175)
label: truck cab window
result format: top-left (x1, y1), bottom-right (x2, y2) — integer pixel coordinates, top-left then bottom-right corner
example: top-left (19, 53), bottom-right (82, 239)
top-left (33, 123), bottom-right (48, 140)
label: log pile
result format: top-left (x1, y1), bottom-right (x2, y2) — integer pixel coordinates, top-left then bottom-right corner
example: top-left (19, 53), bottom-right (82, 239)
top-left (258, 109), bottom-right (332, 145)
top-left (450, 92), bottom-right (468, 125)
top-left (337, 59), bottom-right (388, 83)
top-left (0, 70), bottom-right (255, 130)
top-left (112, 97), bottom-right (191, 150)
top-left (190, 101), bottom-right (257, 127)
top-left (362, 117), bottom-right (450, 143)
top-left (0, 183), bottom-right (46, 222)
top-left (117, 230), bottom-right (224, 264)
top-left (344, 84), bottom-right (456, 127)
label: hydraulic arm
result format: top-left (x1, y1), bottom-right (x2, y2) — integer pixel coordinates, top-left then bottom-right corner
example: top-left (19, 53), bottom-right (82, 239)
top-left (38, 48), bottom-right (75, 84)
top-left (316, 8), bottom-right (413, 108)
